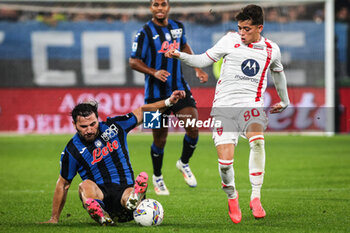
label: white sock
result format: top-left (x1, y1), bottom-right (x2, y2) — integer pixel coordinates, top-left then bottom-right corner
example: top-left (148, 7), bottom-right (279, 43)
top-left (249, 135), bottom-right (265, 200)
top-left (218, 159), bottom-right (237, 199)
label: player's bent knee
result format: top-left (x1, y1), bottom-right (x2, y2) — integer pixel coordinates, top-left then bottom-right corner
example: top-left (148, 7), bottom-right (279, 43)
top-left (78, 180), bottom-right (94, 192)
top-left (78, 182), bottom-right (86, 194)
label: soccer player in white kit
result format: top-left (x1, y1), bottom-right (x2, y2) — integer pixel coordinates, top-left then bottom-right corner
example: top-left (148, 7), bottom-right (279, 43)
top-left (165, 5), bottom-right (289, 224)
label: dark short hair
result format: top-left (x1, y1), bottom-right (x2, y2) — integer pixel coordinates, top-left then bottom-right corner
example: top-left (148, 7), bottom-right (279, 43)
top-left (71, 101), bottom-right (99, 123)
top-left (236, 4), bottom-right (264, 25)
top-left (150, 0), bottom-right (169, 5)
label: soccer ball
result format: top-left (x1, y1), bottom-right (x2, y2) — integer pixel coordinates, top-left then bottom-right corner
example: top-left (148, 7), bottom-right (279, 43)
top-left (133, 199), bottom-right (164, 226)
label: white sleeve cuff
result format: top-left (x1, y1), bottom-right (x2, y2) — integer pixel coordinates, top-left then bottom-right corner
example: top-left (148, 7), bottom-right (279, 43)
top-left (164, 98), bottom-right (173, 107)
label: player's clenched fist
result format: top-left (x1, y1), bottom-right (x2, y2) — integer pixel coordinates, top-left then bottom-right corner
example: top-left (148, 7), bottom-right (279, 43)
top-left (164, 49), bottom-right (180, 59)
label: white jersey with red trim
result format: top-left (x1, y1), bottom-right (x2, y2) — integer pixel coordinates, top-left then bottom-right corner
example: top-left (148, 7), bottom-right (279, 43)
top-left (206, 32), bottom-right (283, 108)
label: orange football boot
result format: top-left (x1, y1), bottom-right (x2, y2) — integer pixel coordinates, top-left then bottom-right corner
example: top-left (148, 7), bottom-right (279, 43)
top-left (249, 197), bottom-right (266, 219)
top-left (228, 192), bottom-right (242, 224)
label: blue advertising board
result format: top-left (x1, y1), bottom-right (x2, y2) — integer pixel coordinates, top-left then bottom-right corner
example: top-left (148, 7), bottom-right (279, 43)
top-left (0, 20), bottom-right (347, 87)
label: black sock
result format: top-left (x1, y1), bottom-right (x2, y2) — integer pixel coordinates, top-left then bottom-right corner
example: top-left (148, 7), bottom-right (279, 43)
top-left (150, 143), bottom-right (164, 177)
top-left (95, 199), bottom-right (105, 209)
top-left (180, 134), bottom-right (198, 164)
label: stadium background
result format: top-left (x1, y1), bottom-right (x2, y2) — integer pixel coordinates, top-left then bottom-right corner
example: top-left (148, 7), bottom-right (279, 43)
top-left (0, 0), bottom-right (349, 134)
top-left (0, 1), bottom-right (350, 232)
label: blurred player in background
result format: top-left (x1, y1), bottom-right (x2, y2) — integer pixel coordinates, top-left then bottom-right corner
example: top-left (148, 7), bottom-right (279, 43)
top-left (129, 0), bottom-right (208, 195)
top-left (166, 5), bottom-right (289, 223)
top-left (42, 91), bottom-right (185, 225)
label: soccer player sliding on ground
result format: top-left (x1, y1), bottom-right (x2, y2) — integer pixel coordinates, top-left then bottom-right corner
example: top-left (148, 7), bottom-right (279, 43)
top-left (41, 91), bottom-right (185, 226)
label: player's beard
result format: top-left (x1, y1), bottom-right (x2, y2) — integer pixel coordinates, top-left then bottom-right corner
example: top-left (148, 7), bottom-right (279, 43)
top-left (77, 128), bottom-right (99, 142)
top-left (156, 17), bottom-right (166, 23)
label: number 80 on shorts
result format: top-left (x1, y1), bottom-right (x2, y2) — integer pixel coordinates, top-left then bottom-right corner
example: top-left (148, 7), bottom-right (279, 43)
top-left (243, 108), bottom-right (261, 121)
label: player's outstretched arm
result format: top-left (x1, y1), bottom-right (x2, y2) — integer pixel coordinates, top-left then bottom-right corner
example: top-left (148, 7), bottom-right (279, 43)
top-left (165, 48), bottom-right (214, 69)
top-left (40, 175), bottom-right (71, 224)
top-left (132, 90), bottom-right (186, 125)
top-left (129, 57), bottom-right (170, 82)
top-left (270, 70), bottom-right (290, 114)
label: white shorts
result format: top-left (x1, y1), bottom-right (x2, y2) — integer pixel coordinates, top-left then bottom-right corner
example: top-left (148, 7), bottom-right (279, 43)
top-left (211, 106), bottom-right (267, 146)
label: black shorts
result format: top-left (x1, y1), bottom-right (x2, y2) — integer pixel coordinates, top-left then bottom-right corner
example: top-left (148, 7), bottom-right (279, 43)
top-left (146, 90), bottom-right (197, 115)
top-left (97, 183), bottom-right (134, 223)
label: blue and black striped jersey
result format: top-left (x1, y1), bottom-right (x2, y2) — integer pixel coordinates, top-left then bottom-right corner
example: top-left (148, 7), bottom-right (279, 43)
top-left (60, 113), bottom-right (137, 186)
top-left (131, 19), bottom-right (191, 103)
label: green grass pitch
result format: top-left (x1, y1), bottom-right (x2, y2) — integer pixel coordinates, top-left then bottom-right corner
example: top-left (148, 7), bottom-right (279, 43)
top-left (0, 133), bottom-right (349, 233)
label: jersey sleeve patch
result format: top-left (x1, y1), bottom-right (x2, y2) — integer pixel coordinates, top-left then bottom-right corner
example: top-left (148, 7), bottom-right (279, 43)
top-left (107, 112), bottom-right (137, 133)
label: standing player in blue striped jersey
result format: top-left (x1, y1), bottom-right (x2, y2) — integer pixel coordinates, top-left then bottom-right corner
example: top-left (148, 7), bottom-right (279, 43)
top-left (129, 0), bottom-right (208, 195)
top-left (42, 91), bottom-right (185, 226)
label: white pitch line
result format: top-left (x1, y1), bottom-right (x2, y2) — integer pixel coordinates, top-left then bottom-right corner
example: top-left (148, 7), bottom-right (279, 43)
top-left (174, 187), bottom-right (350, 193)
top-left (1, 187), bottom-right (349, 194)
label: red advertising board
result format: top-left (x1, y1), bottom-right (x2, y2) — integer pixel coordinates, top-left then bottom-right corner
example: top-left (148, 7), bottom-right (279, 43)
top-left (0, 88), bottom-right (145, 133)
top-left (0, 87), bottom-right (348, 133)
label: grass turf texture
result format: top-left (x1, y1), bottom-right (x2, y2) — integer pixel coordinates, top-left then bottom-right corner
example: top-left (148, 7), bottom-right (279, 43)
top-left (0, 134), bottom-right (349, 233)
